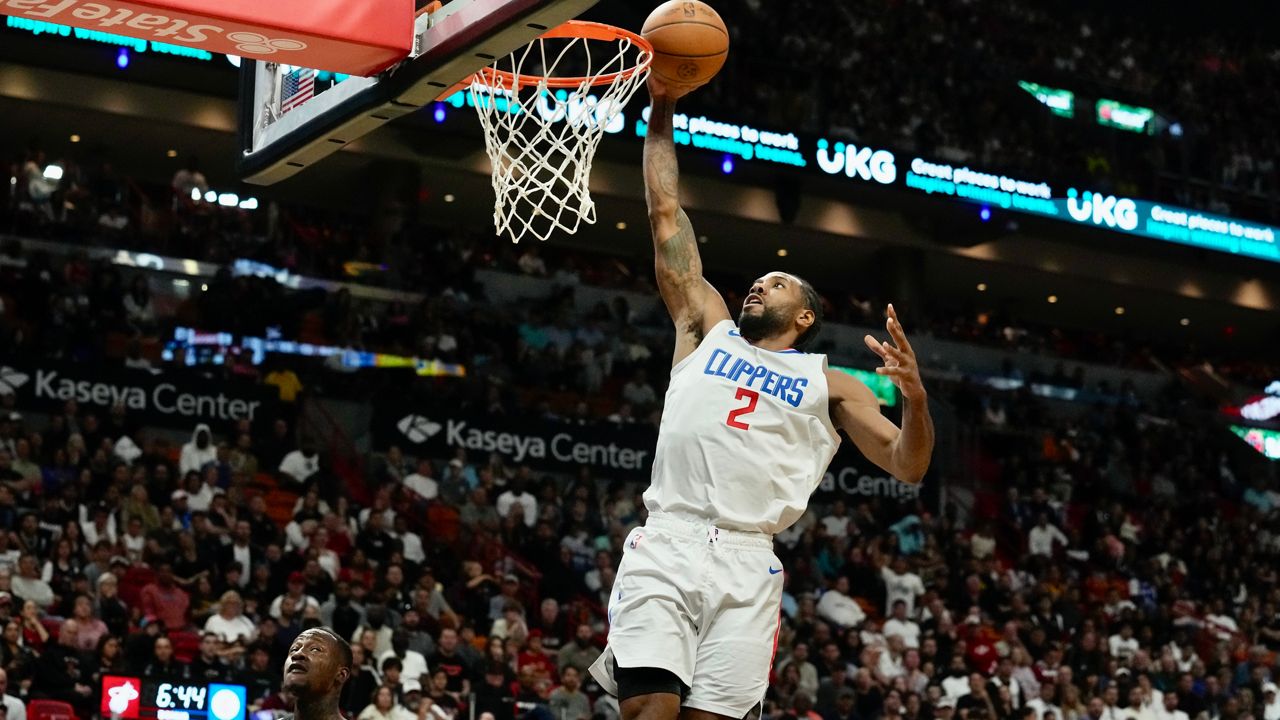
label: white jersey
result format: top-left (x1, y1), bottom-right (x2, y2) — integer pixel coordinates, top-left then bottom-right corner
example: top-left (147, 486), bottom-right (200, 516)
top-left (644, 319), bottom-right (840, 534)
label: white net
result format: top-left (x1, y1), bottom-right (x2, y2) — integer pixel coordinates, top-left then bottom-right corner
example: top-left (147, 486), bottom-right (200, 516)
top-left (470, 23), bottom-right (651, 243)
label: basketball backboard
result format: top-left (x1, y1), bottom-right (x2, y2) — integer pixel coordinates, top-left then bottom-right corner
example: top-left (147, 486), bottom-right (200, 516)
top-left (236, 0), bottom-right (598, 186)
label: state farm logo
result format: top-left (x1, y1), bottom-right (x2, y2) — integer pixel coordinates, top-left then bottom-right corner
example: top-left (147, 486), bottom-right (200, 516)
top-left (227, 32), bottom-right (308, 55)
top-left (101, 675), bottom-right (141, 719)
top-left (3, 0), bottom-right (309, 58)
top-left (0, 366), bottom-right (29, 395)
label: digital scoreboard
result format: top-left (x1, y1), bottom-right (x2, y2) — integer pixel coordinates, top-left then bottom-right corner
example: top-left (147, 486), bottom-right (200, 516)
top-left (102, 676), bottom-right (247, 720)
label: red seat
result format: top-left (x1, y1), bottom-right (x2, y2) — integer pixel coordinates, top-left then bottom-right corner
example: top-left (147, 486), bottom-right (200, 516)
top-left (120, 566), bottom-right (156, 609)
top-left (169, 629), bottom-right (201, 663)
top-left (28, 700), bottom-right (78, 720)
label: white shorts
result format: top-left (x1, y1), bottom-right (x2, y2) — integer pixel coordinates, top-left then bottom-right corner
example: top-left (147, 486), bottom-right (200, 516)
top-left (589, 512), bottom-right (784, 718)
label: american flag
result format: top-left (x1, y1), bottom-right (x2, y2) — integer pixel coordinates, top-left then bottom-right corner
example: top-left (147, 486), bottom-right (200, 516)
top-left (280, 68), bottom-right (316, 114)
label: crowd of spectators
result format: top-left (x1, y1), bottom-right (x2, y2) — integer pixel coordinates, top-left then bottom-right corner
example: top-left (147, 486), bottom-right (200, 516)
top-left (0, 285), bottom-right (1277, 720)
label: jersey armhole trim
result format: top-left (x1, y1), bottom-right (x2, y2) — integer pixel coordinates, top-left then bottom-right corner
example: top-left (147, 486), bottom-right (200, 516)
top-left (669, 319), bottom-right (736, 378)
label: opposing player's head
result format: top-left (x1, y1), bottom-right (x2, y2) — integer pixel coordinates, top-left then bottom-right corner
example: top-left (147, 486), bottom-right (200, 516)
top-left (738, 271), bottom-right (823, 350)
top-left (282, 627), bottom-right (352, 701)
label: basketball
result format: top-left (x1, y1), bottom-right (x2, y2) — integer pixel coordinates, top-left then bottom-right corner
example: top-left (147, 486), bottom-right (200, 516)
top-left (641, 0), bottom-right (730, 90)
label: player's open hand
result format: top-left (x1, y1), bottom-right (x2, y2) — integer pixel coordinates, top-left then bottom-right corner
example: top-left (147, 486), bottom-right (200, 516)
top-left (864, 304), bottom-right (926, 402)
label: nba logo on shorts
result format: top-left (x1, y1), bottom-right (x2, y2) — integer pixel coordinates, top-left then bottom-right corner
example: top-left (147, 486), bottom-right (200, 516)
top-left (101, 676), bottom-right (141, 719)
top-left (629, 531), bottom-right (643, 549)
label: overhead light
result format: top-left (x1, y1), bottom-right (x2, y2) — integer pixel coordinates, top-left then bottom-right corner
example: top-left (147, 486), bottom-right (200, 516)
top-left (201, 284), bottom-right (209, 292)
top-left (615, 221), bottom-right (627, 231)
top-left (697, 235), bottom-right (708, 244)
top-left (443, 194), bottom-right (455, 203)
top-left (1114, 306), bottom-right (1125, 315)
top-left (1047, 294), bottom-right (1058, 304)
top-left (1180, 318), bottom-right (1190, 326)
top-left (43, 164), bottom-right (64, 181)
top-left (204, 190), bottom-right (217, 203)
top-left (167, 149), bottom-right (178, 158)
top-left (69, 134), bottom-right (80, 143)
top-left (238, 198), bottom-right (259, 210)
top-left (217, 193), bottom-right (239, 207)
top-left (777, 248), bottom-right (788, 257)
top-left (976, 283), bottom-right (987, 292)
top-left (190, 188), bottom-right (201, 202)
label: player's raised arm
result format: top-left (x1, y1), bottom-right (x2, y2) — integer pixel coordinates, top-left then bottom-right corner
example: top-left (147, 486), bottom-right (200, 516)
top-left (827, 304), bottom-right (934, 484)
top-left (645, 80), bottom-right (730, 366)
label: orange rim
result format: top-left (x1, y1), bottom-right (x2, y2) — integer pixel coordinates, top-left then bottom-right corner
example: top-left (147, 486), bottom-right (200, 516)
top-left (474, 20), bottom-right (653, 90)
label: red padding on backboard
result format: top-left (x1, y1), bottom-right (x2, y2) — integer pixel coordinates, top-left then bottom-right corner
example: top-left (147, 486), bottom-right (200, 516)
top-left (0, 0), bottom-right (413, 76)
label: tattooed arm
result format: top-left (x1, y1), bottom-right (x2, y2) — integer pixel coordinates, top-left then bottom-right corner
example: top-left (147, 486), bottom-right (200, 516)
top-left (646, 88), bottom-right (731, 367)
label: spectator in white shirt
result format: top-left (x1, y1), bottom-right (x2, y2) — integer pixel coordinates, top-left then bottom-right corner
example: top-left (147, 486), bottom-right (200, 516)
top-left (392, 516), bottom-right (426, 565)
top-left (1204, 598), bottom-right (1239, 642)
top-left (1261, 683), bottom-right (1280, 720)
top-left (203, 591), bottom-right (257, 659)
top-left (1108, 624), bottom-right (1139, 661)
top-left (496, 479), bottom-right (538, 528)
top-left (882, 599), bottom-right (922, 649)
top-left (378, 629), bottom-right (429, 688)
top-left (1026, 682), bottom-right (1062, 720)
top-left (1123, 684), bottom-right (1158, 720)
top-left (1028, 514), bottom-right (1069, 557)
top-left (1154, 693), bottom-right (1188, 720)
top-left (971, 522), bottom-right (997, 560)
top-left (279, 440), bottom-right (321, 488)
top-left (179, 423), bottom-right (217, 476)
top-left (269, 572), bottom-right (320, 621)
top-left (882, 556), bottom-right (926, 617)
top-left (187, 468), bottom-right (219, 513)
top-left (874, 634), bottom-right (907, 684)
top-left (822, 500), bottom-right (852, 538)
top-left (817, 577), bottom-right (866, 630)
top-left (0, 668), bottom-right (25, 720)
top-left (1099, 683), bottom-right (1124, 720)
top-left (403, 459), bottom-right (439, 502)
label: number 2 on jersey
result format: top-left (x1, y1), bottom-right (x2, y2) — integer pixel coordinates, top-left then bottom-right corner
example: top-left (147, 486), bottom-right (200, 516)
top-left (726, 387), bottom-right (760, 430)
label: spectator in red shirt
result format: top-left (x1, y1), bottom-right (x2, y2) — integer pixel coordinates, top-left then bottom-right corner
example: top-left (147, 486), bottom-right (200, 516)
top-left (139, 563), bottom-right (190, 631)
top-left (516, 629), bottom-right (557, 683)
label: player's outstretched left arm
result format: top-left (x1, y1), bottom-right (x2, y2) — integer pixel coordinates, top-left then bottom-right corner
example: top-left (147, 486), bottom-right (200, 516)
top-left (825, 304), bottom-right (933, 484)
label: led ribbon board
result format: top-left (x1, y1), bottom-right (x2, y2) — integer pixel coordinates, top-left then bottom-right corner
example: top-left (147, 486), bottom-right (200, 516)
top-left (833, 366), bottom-right (898, 407)
top-left (1230, 425), bottom-right (1280, 461)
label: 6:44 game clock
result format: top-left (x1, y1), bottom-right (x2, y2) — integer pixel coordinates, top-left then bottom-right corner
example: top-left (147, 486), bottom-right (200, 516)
top-left (101, 676), bottom-right (247, 720)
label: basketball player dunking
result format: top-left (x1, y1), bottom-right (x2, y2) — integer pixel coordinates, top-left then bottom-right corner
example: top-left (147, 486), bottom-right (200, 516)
top-left (588, 78), bottom-right (936, 720)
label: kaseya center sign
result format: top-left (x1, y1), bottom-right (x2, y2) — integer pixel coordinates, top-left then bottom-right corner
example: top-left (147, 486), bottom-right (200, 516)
top-left (0, 0), bottom-right (410, 75)
top-left (0, 357), bottom-right (275, 425)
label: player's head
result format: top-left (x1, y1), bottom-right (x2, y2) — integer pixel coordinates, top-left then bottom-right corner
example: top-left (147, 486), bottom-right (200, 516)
top-left (739, 271), bottom-right (823, 350)
top-left (282, 626), bottom-right (352, 700)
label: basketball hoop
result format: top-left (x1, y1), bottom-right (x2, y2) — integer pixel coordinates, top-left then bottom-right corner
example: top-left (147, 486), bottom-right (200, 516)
top-left (468, 20), bottom-right (652, 243)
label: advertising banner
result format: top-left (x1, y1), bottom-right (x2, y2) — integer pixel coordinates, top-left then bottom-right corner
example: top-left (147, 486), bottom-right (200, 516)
top-left (0, 356), bottom-right (276, 425)
top-left (374, 399), bottom-right (938, 509)
top-left (0, 0), bottom-right (411, 75)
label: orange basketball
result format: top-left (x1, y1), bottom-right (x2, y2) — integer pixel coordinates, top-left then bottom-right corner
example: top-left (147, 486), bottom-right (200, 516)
top-left (641, 0), bottom-right (729, 90)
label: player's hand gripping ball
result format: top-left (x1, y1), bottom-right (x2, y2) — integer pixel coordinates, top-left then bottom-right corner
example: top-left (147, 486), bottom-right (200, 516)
top-left (642, 0), bottom-right (729, 98)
